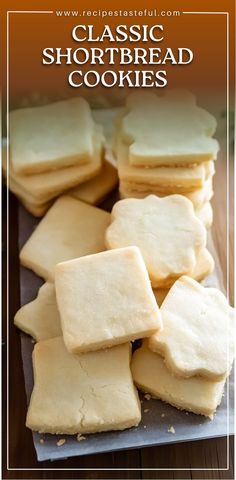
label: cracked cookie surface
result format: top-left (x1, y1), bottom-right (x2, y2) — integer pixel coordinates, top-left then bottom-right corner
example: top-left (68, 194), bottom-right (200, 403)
top-left (26, 337), bottom-right (141, 434)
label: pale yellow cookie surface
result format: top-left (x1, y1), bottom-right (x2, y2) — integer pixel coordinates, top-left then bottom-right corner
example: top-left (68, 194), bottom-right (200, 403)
top-left (119, 177), bottom-right (214, 209)
top-left (10, 98), bottom-right (95, 175)
top-left (3, 132), bottom-right (103, 202)
top-left (196, 202), bottom-right (213, 229)
top-left (55, 246), bottom-right (162, 354)
top-left (185, 177), bottom-right (214, 208)
top-left (117, 140), bottom-right (212, 190)
top-left (14, 283), bottom-right (62, 341)
top-left (149, 247), bottom-right (214, 289)
top-left (20, 196), bottom-right (110, 281)
top-left (105, 195), bottom-right (206, 287)
top-left (26, 338), bottom-right (141, 434)
top-left (120, 90), bottom-right (219, 167)
top-left (68, 160), bottom-right (118, 205)
top-left (131, 342), bottom-right (226, 418)
top-left (149, 276), bottom-right (235, 380)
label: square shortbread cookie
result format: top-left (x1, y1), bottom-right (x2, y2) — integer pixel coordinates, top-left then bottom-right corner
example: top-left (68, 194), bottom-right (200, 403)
top-left (105, 195), bottom-right (206, 288)
top-left (26, 337), bottom-right (141, 434)
top-left (20, 196), bottom-right (110, 281)
top-left (10, 97), bottom-right (96, 175)
top-left (3, 174), bottom-right (53, 217)
top-left (68, 160), bottom-right (118, 205)
top-left (131, 342), bottom-right (226, 418)
top-left (149, 276), bottom-right (235, 381)
top-left (120, 90), bottom-right (219, 167)
top-left (14, 283), bottom-right (62, 341)
top-left (55, 246), bottom-right (162, 354)
top-left (3, 131), bottom-right (103, 202)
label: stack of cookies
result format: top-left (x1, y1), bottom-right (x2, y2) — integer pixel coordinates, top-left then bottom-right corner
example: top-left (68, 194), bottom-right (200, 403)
top-left (114, 90), bottom-right (219, 229)
top-left (16, 246), bottom-right (163, 435)
top-left (132, 276), bottom-right (234, 419)
top-left (4, 98), bottom-right (119, 216)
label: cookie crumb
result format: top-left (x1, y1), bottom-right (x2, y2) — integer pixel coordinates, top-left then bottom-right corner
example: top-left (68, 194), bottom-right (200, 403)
top-left (77, 434), bottom-right (86, 442)
top-left (161, 413), bottom-right (165, 418)
top-left (56, 438), bottom-right (66, 447)
top-left (31, 339), bottom-right (35, 344)
top-left (39, 438), bottom-right (44, 444)
top-left (185, 412), bottom-right (189, 415)
top-left (143, 425), bottom-right (147, 429)
top-left (168, 426), bottom-right (175, 434)
top-left (144, 393), bottom-right (151, 401)
top-left (144, 409), bottom-right (149, 413)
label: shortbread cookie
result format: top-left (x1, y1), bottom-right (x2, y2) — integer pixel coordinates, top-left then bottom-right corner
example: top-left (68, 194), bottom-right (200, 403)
top-left (190, 248), bottom-right (214, 281)
top-left (131, 342), bottom-right (226, 418)
top-left (3, 175), bottom-right (53, 216)
top-left (105, 195), bottom-right (206, 287)
top-left (153, 249), bottom-right (214, 295)
top-left (10, 97), bottom-right (96, 175)
top-left (186, 177), bottom-right (214, 208)
top-left (117, 140), bottom-right (213, 190)
top-left (196, 202), bottom-right (213, 229)
top-left (68, 160), bottom-right (118, 205)
top-left (14, 283), bottom-right (62, 341)
top-left (119, 179), bottom-right (214, 209)
top-left (149, 276), bottom-right (235, 380)
top-left (20, 196), bottom-right (110, 281)
top-left (151, 248), bottom-right (214, 289)
top-left (26, 338), bottom-right (141, 434)
top-left (3, 132), bottom-right (103, 202)
top-left (55, 246), bottom-right (162, 354)
top-left (17, 198), bottom-right (52, 218)
top-left (120, 90), bottom-right (219, 167)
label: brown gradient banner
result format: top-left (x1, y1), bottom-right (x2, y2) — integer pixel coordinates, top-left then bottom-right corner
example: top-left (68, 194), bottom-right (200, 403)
top-left (1, 0), bottom-right (235, 109)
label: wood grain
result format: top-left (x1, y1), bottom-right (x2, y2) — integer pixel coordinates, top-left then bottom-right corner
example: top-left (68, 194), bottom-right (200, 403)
top-left (2, 151), bottom-right (234, 479)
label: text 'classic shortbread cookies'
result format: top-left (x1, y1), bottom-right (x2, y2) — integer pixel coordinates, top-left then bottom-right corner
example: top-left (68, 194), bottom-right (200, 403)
top-left (26, 338), bottom-right (141, 434)
top-left (20, 196), bottom-right (110, 281)
top-left (105, 195), bottom-right (206, 288)
top-left (119, 90), bottom-right (219, 167)
top-left (131, 342), bottom-right (226, 418)
top-left (149, 276), bottom-right (235, 381)
top-left (55, 246), bottom-right (162, 354)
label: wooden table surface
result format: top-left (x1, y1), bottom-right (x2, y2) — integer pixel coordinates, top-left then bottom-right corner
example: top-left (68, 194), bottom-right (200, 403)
top-left (2, 153), bottom-right (234, 479)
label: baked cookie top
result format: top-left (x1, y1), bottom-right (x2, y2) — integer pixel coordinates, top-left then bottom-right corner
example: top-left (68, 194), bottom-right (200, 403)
top-left (120, 90), bottom-right (219, 167)
top-left (105, 195), bottom-right (206, 287)
top-left (26, 338), bottom-right (141, 434)
top-left (55, 246), bottom-right (162, 354)
top-left (10, 97), bottom-right (96, 175)
top-left (149, 276), bottom-right (235, 381)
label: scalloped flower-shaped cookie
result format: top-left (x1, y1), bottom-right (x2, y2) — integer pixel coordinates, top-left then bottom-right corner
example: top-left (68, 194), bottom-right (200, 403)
top-left (105, 195), bottom-right (206, 287)
top-left (149, 276), bottom-right (235, 381)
